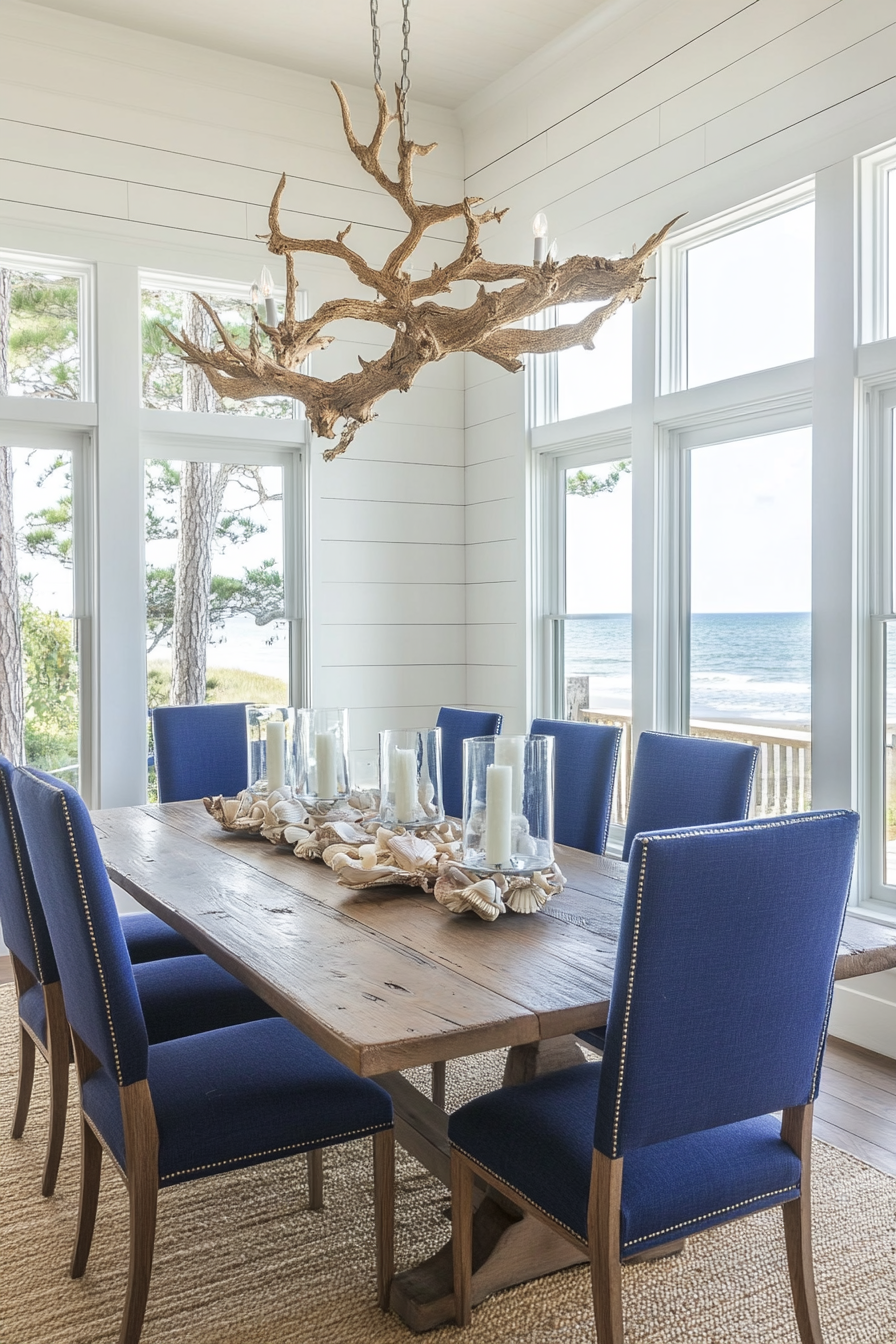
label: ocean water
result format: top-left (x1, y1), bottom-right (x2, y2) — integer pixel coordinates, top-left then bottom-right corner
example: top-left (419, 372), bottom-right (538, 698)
top-left (564, 612), bottom-right (811, 725)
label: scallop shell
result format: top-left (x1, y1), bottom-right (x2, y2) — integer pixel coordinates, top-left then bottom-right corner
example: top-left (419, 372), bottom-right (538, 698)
top-left (387, 833), bottom-right (437, 873)
top-left (503, 881), bottom-right (549, 914)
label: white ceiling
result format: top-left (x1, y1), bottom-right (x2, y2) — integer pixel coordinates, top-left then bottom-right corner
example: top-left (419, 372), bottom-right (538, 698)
top-left (24, 0), bottom-right (605, 108)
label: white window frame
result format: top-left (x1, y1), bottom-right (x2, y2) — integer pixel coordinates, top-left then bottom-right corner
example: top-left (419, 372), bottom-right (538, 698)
top-left (655, 392), bottom-right (814, 736)
top-left (533, 431), bottom-right (633, 720)
top-left (657, 179), bottom-right (815, 396)
top-left (859, 140), bottom-right (896, 345)
top-left (0, 251), bottom-right (96, 402)
top-left (140, 419), bottom-right (310, 714)
top-left (0, 251), bottom-right (98, 797)
top-left (858, 365), bottom-right (896, 913)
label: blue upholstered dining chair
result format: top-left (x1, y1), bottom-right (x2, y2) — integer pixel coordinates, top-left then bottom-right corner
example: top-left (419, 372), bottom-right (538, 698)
top-left (436, 707), bottom-right (503, 821)
top-left (152, 702), bottom-right (250, 803)
top-left (0, 756), bottom-right (278, 1198)
top-left (449, 809), bottom-right (859, 1343)
top-left (530, 718), bottom-right (622, 854)
top-left (621, 730), bottom-right (759, 861)
top-left (578, 730), bottom-right (761, 1053)
top-left (12, 767), bottom-right (394, 1344)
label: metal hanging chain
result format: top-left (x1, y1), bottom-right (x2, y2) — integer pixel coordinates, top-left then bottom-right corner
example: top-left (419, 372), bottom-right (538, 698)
top-left (369, 0), bottom-right (411, 134)
top-left (370, 0), bottom-right (382, 87)
top-left (398, 0), bottom-right (411, 136)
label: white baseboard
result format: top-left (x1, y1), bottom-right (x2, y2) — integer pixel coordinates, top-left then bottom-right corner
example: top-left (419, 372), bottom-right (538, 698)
top-left (830, 979), bottom-right (896, 1061)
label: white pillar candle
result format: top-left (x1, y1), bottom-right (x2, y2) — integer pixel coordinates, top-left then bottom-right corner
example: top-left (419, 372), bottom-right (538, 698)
top-left (485, 763), bottom-right (513, 867)
top-left (265, 720), bottom-right (286, 792)
top-left (495, 735), bottom-right (525, 814)
top-left (315, 732), bottom-right (338, 798)
top-left (394, 748), bottom-right (418, 823)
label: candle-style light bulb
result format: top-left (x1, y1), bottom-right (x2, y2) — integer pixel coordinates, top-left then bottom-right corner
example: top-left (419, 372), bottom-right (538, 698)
top-left (259, 266), bottom-right (278, 326)
top-left (250, 282), bottom-right (260, 311)
top-left (532, 212), bottom-right (549, 265)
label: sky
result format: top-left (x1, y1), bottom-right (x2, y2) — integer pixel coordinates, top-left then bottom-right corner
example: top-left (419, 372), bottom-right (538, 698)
top-left (565, 427), bottom-right (812, 615)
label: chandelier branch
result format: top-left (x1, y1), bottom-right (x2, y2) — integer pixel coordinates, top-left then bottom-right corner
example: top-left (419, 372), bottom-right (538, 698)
top-left (167, 80), bottom-right (682, 459)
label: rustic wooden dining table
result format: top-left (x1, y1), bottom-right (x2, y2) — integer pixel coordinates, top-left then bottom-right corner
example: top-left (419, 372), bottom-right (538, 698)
top-left (94, 799), bottom-right (896, 1332)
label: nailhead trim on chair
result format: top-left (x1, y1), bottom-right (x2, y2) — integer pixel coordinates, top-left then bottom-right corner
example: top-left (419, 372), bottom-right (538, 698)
top-left (27, 773), bottom-right (126, 1085)
top-left (0, 768), bottom-right (46, 983)
top-left (621, 1182), bottom-right (801, 1249)
top-left (609, 809), bottom-right (856, 1159)
top-left (161, 1121), bottom-right (393, 1184)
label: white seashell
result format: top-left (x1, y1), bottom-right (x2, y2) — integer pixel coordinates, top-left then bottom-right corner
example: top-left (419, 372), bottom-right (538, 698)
top-left (283, 825), bottom-right (312, 844)
top-left (387, 833), bottom-right (436, 873)
top-left (271, 799), bottom-right (311, 825)
top-left (504, 882), bottom-right (549, 914)
top-left (322, 842), bottom-right (362, 867)
top-left (359, 844), bottom-right (379, 870)
top-left (434, 877), bottom-right (505, 921)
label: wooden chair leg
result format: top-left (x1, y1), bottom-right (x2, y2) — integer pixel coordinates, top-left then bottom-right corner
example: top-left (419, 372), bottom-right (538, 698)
top-left (71, 1117), bottom-right (103, 1278)
top-left (373, 1129), bottom-right (395, 1312)
top-left (42, 981), bottom-right (70, 1197)
top-left (450, 1146), bottom-right (474, 1327)
top-left (118, 1080), bottom-right (159, 1344)
top-left (10, 1022), bottom-right (35, 1140)
top-left (431, 1061), bottom-right (447, 1110)
top-left (588, 1149), bottom-right (624, 1344)
top-left (782, 1105), bottom-right (824, 1344)
top-left (307, 1148), bottom-right (324, 1210)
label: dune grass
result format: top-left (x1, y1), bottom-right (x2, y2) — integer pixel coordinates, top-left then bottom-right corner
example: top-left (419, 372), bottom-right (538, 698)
top-left (147, 660), bottom-right (288, 707)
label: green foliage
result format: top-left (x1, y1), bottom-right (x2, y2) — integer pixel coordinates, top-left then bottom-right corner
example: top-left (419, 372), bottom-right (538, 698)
top-left (566, 461), bottom-right (631, 497)
top-left (145, 560), bottom-right (284, 654)
top-left (141, 288), bottom-right (292, 418)
top-left (21, 602), bottom-right (79, 773)
top-left (7, 273), bottom-right (80, 398)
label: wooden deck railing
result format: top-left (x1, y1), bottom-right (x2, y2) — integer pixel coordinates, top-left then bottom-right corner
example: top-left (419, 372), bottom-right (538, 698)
top-left (576, 705), bottom-right (812, 825)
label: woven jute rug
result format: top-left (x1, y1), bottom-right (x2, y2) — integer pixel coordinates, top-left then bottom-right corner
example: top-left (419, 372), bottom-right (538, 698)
top-left (1, 985), bottom-right (894, 1344)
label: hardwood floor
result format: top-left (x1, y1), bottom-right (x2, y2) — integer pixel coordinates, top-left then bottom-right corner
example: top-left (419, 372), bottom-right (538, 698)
top-left (1, 951), bottom-right (893, 1176)
top-left (816, 1037), bottom-right (896, 1177)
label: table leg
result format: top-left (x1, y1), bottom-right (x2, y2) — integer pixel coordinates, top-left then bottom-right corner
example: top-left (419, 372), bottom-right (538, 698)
top-left (377, 1036), bottom-right (592, 1332)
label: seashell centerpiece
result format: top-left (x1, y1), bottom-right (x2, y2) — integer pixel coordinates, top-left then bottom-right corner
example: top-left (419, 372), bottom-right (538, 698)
top-left (203, 785), bottom-right (564, 921)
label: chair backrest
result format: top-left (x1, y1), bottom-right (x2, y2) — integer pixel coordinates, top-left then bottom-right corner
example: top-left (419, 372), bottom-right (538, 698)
top-left (621, 731), bottom-right (759, 861)
top-left (12, 768), bottom-right (148, 1087)
top-left (530, 719), bottom-right (622, 854)
top-left (436, 707), bottom-right (503, 820)
top-left (595, 810), bottom-right (859, 1159)
top-left (0, 756), bottom-right (58, 985)
top-left (152, 702), bottom-right (250, 803)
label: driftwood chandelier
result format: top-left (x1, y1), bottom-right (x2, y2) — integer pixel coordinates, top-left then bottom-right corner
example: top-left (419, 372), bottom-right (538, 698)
top-left (167, 0), bottom-right (678, 460)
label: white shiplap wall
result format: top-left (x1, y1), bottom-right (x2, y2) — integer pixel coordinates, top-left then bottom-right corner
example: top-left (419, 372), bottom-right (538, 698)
top-left (0, 0), bottom-right (466, 768)
top-left (459, 0), bottom-right (896, 729)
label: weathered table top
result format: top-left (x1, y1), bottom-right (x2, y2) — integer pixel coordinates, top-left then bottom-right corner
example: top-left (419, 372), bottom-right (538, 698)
top-left (94, 801), bottom-right (896, 1078)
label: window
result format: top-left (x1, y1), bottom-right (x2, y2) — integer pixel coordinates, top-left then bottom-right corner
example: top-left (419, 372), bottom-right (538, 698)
top-left (685, 203), bottom-right (815, 387)
top-left (5, 445), bottom-right (82, 788)
top-left (552, 452), bottom-right (633, 822)
top-left (145, 456), bottom-right (289, 728)
top-left (557, 303), bottom-right (632, 419)
top-left (1, 263), bottom-right (84, 400)
top-left (688, 428), bottom-right (812, 815)
top-left (141, 282), bottom-right (295, 418)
